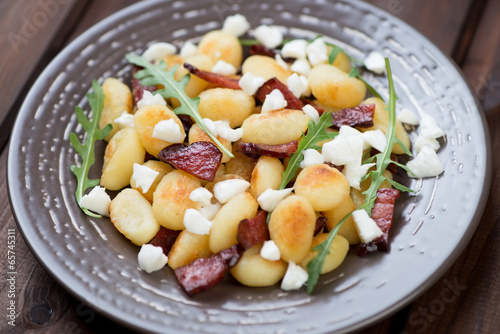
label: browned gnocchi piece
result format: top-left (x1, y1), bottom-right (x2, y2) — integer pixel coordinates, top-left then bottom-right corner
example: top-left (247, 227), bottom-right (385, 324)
top-left (309, 64), bottom-right (366, 108)
top-left (361, 97), bottom-right (411, 154)
top-left (250, 156), bottom-right (284, 198)
top-left (300, 233), bottom-right (349, 274)
top-left (268, 195), bottom-right (316, 263)
top-left (109, 188), bottom-right (160, 246)
top-left (209, 192), bottom-right (258, 254)
top-left (197, 30), bottom-right (243, 68)
top-left (230, 244), bottom-right (287, 287)
top-left (101, 127), bottom-right (145, 191)
top-left (322, 195), bottom-right (360, 245)
top-left (224, 149), bottom-right (258, 182)
top-left (134, 103), bottom-right (186, 157)
top-left (242, 55), bottom-right (292, 84)
top-left (241, 109), bottom-right (309, 145)
top-left (198, 88), bottom-right (255, 128)
top-left (294, 164), bottom-right (351, 211)
top-left (100, 77), bottom-right (133, 141)
top-left (152, 170), bottom-right (201, 230)
top-left (129, 160), bottom-right (174, 203)
top-left (167, 230), bottom-right (212, 270)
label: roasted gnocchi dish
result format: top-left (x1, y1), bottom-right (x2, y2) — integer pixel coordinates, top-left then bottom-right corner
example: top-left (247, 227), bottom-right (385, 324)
top-left (73, 14), bottom-right (446, 295)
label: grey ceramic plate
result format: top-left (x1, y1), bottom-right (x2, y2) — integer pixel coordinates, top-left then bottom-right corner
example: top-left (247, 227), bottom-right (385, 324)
top-left (7, 0), bottom-right (491, 333)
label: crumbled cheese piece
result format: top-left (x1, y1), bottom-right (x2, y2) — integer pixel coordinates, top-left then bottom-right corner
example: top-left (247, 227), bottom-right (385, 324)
top-left (397, 108), bottom-right (419, 126)
top-left (300, 149), bottom-right (325, 169)
top-left (183, 208), bottom-right (213, 235)
top-left (257, 188), bottom-right (293, 212)
top-left (213, 179), bottom-right (251, 204)
top-left (254, 25), bottom-right (283, 49)
top-left (344, 161), bottom-right (375, 190)
top-left (152, 119), bottom-right (183, 143)
top-left (262, 89), bottom-right (288, 113)
top-left (306, 37), bottom-right (328, 66)
top-left (114, 111), bottom-right (135, 129)
top-left (189, 187), bottom-right (213, 206)
top-left (212, 60), bottom-right (237, 76)
top-left (287, 73), bottom-right (309, 98)
top-left (322, 134), bottom-right (359, 166)
top-left (406, 145), bottom-right (444, 178)
top-left (413, 114), bottom-right (445, 153)
top-left (290, 59), bottom-right (311, 77)
top-left (239, 72), bottom-right (266, 95)
top-left (202, 118), bottom-right (243, 142)
top-left (198, 202), bottom-right (221, 220)
top-left (260, 240), bottom-right (281, 261)
top-left (302, 104), bottom-right (320, 124)
top-left (281, 39), bottom-right (308, 59)
top-left (132, 163), bottom-right (159, 193)
top-left (138, 244), bottom-right (168, 273)
top-left (222, 14), bottom-right (251, 37)
top-left (142, 42), bottom-right (176, 63)
top-left (362, 130), bottom-right (387, 153)
top-left (275, 54), bottom-right (289, 71)
top-left (281, 261), bottom-right (308, 291)
top-left (137, 90), bottom-right (166, 109)
top-left (80, 186), bottom-right (111, 216)
top-left (352, 209), bottom-right (383, 243)
top-left (364, 51), bottom-right (386, 75)
top-left (180, 41), bottom-right (198, 59)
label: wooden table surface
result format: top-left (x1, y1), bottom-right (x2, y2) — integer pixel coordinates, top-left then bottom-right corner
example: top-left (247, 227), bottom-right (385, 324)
top-left (1, 0), bottom-right (499, 333)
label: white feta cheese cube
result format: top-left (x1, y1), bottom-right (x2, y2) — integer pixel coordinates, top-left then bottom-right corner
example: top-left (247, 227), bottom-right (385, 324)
top-left (183, 208), bottom-right (213, 235)
top-left (213, 179), bottom-right (251, 204)
top-left (138, 244), bottom-right (168, 273)
top-left (300, 149), bottom-right (325, 169)
top-left (397, 108), bottom-right (419, 126)
top-left (302, 104), bottom-right (320, 124)
top-left (414, 135), bottom-right (441, 153)
top-left (344, 161), bottom-right (375, 190)
top-left (257, 188), bottom-right (293, 212)
top-left (306, 37), bottom-right (328, 66)
top-left (179, 41), bottom-right (198, 59)
top-left (152, 119), bottom-right (183, 143)
top-left (132, 163), bottom-right (160, 193)
top-left (364, 51), bottom-right (386, 75)
top-left (137, 90), bottom-right (166, 109)
top-left (222, 14), bottom-right (251, 37)
top-left (287, 73), bottom-right (309, 98)
top-left (260, 240), bottom-right (281, 261)
top-left (275, 54), bottom-right (289, 71)
top-left (406, 145), bottom-right (444, 178)
top-left (290, 58), bottom-right (311, 77)
top-left (281, 39), bottom-right (308, 59)
top-left (212, 60), bottom-right (237, 76)
top-left (142, 42), bottom-right (176, 63)
top-left (322, 134), bottom-right (362, 166)
top-left (202, 119), bottom-right (243, 142)
top-left (114, 111), bottom-right (135, 129)
top-left (352, 209), bottom-right (383, 243)
top-left (189, 187), bottom-right (213, 206)
top-left (238, 72), bottom-right (266, 95)
top-left (281, 261), bottom-right (308, 291)
top-left (362, 130), bottom-right (387, 153)
top-left (262, 89), bottom-right (288, 113)
top-left (80, 186), bottom-right (111, 217)
top-left (419, 114), bottom-right (445, 140)
top-left (254, 25), bottom-right (283, 49)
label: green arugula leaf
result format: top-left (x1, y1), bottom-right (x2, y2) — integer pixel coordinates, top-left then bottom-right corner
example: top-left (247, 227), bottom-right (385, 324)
top-left (125, 53), bottom-right (234, 158)
top-left (328, 45), bottom-right (343, 65)
top-left (279, 112), bottom-right (338, 189)
top-left (70, 80), bottom-right (112, 218)
top-left (305, 58), bottom-right (413, 294)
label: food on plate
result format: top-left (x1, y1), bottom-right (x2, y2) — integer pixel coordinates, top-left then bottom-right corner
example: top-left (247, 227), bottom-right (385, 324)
top-left (70, 13), bottom-right (446, 295)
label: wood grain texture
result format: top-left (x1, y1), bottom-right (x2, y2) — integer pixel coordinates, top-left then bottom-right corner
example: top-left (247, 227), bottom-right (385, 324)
top-left (0, 0), bottom-right (89, 152)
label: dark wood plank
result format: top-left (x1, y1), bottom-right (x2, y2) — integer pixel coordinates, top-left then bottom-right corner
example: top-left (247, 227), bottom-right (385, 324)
top-left (0, 0), bottom-right (89, 152)
top-left (365, 0), bottom-right (474, 55)
top-left (400, 0), bottom-right (500, 332)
